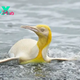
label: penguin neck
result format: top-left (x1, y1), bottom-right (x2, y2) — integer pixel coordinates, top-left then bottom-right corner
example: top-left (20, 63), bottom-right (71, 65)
top-left (35, 36), bottom-right (51, 62)
top-left (37, 36), bottom-right (48, 50)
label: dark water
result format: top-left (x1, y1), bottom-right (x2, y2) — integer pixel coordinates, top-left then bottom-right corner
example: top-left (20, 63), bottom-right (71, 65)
top-left (0, 0), bottom-right (80, 80)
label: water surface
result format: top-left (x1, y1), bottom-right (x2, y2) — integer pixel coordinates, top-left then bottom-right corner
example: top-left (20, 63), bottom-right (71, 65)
top-left (0, 0), bottom-right (80, 80)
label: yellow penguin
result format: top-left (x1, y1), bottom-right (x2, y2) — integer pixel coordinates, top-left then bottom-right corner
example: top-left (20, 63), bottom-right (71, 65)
top-left (0, 25), bottom-right (76, 64)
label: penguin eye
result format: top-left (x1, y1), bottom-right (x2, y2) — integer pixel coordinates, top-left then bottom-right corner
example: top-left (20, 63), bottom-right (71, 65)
top-left (40, 27), bottom-right (45, 32)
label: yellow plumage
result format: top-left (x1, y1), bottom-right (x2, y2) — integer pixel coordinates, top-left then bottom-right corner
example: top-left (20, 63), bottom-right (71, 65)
top-left (8, 24), bottom-right (52, 64)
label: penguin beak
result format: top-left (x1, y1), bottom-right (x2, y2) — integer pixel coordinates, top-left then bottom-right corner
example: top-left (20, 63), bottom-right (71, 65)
top-left (21, 25), bottom-right (39, 32)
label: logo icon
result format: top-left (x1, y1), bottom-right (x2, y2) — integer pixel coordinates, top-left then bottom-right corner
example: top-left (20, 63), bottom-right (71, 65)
top-left (0, 6), bottom-right (14, 15)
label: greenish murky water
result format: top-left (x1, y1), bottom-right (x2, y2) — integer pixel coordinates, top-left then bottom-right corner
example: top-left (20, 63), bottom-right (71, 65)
top-left (0, 0), bottom-right (80, 80)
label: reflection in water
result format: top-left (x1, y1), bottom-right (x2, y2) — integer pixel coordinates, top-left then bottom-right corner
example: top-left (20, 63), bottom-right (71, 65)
top-left (32, 64), bottom-right (49, 78)
top-left (23, 63), bottom-right (52, 80)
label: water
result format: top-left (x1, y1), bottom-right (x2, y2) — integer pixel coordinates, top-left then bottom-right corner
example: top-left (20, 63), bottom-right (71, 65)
top-left (0, 0), bottom-right (80, 80)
